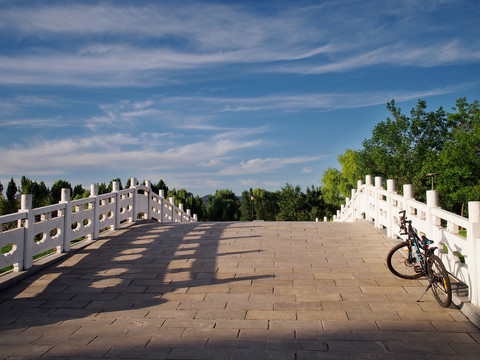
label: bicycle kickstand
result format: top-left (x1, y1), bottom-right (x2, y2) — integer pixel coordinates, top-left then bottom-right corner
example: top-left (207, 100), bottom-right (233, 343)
top-left (417, 283), bottom-right (432, 303)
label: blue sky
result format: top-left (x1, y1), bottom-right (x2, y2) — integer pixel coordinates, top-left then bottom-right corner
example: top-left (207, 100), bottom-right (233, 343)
top-left (1, 0), bottom-right (479, 197)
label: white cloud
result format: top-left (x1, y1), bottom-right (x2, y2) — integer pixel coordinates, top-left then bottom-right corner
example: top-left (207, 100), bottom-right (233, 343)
top-left (219, 156), bottom-right (324, 176)
top-left (0, 2), bottom-right (477, 87)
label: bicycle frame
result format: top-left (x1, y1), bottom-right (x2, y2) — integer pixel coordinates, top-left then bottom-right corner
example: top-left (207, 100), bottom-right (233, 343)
top-left (398, 210), bottom-right (445, 303)
top-left (399, 211), bottom-right (429, 274)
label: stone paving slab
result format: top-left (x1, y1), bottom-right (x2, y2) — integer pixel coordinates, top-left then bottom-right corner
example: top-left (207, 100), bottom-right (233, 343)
top-left (0, 220), bottom-right (479, 359)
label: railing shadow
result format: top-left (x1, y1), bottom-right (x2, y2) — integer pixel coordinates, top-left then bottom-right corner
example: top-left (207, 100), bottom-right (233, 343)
top-left (0, 221), bottom-right (273, 331)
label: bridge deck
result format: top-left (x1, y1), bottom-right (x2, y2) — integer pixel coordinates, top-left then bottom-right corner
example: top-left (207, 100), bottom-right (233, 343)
top-left (0, 221), bottom-right (479, 359)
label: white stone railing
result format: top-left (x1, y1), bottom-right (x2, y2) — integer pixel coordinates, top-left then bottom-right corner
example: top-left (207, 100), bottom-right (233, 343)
top-left (0, 178), bottom-right (197, 274)
top-left (334, 175), bottom-right (480, 307)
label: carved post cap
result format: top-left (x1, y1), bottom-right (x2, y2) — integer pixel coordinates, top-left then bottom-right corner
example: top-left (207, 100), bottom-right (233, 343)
top-left (374, 176), bottom-right (383, 188)
top-left (365, 175), bottom-right (372, 186)
top-left (403, 184), bottom-right (413, 199)
top-left (130, 178), bottom-right (137, 188)
top-left (112, 181), bottom-right (120, 192)
top-left (468, 201), bottom-right (480, 222)
top-left (90, 184), bottom-right (98, 197)
top-left (387, 179), bottom-right (396, 192)
top-left (21, 194), bottom-right (32, 210)
top-left (426, 190), bottom-right (439, 208)
top-left (61, 188), bottom-right (71, 202)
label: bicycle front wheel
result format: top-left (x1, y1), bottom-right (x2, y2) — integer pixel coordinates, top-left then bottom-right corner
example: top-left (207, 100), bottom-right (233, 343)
top-left (428, 255), bottom-right (452, 308)
top-left (386, 242), bottom-right (423, 279)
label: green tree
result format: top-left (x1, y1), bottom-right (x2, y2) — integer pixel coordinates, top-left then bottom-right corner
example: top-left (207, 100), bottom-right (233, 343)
top-left (192, 195), bottom-right (207, 221)
top-left (433, 98), bottom-right (480, 215)
top-left (98, 182), bottom-right (109, 195)
top-left (0, 181), bottom-right (5, 216)
top-left (240, 189), bottom-right (254, 221)
top-left (6, 177), bottom-right (17, 202)
top-left (151, 179), bottom-right (168, 195)
top-left (252, 188), bottom-right (280, 221)
top-left (277, 184), bottom-right (307, 221)
top-left (3, 177), bottom-right (19, 214)
top-left (51, 180), bottom-right (72, 203)
top-left (320, 168), bottom-right (344, 218)
top-left (108, 178), bottom-right (123, 192)
top-left (206, 189), bottom-right (240, 221)
top-left (305, 185), bottom-right (325, 221)
top-left (337, 149), bottom-right (361, 197)
top-left (20, 176), bottom-right (51, 207)
top-left (73, 184), bottom-right (87, 199)
top-left (357, 99), bottom-right (450, 200)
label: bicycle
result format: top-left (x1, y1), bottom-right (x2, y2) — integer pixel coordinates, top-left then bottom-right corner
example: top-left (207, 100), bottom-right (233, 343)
top-left (386, 210), bottom-right (452, 307)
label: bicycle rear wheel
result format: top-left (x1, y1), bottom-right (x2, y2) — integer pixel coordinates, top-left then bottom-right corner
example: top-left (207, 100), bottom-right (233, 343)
top-left (428, 255), bottom-right (452, 308)
top-left (386, 242), bottom-right (423, 279)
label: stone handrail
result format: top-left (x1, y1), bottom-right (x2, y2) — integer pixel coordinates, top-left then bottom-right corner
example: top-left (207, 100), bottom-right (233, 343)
top-left (0, 178), bottom-right (197, 274)
top-left (334, 175), bottom-right (480, 307)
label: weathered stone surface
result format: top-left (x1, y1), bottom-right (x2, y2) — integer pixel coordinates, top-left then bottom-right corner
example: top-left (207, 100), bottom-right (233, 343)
top-left (0, 221), bottom-right (478, 359)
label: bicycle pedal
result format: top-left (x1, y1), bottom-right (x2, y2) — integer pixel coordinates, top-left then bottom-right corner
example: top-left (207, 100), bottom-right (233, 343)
top-left (414, 265), bottom-right (423, 273)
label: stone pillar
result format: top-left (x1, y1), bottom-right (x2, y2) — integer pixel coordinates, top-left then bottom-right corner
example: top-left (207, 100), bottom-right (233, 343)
top-left (144, 180), bottom-right (152, 221)
top-left (386, 179), bottom-right (395, 238)
top-left (387, 179), bottom-right (396, 193)
top-left (159, 190), bottom-right (165, 222)
top-left (468, 201), bottom-right (480, 306)
top-left (426, 190), bottom-right (439, 239)
top-left (374, 176), bottom-right (383, 228)
top-left (20, 194), bottom-right (33, 271)
top-left (170, 197), bottom-right (175, 222)
top-left (179, 203), bottom-right (184, 222)
top-left (90, 184), bottom-right (99, 239)
top-left (403, 184), bottom-right (413, 216)
top-left (113, 181), bottom-right (121, 230)
top-left (60, 188), bottom-right (72, 252)
top-left (130, 178), bottom-right (137, 222)
top-left (365, 175), bottom-right (372, 186)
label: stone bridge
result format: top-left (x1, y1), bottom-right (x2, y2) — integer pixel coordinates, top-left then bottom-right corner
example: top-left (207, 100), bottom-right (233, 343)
top-left (1, 221), bottom-right (479, 359)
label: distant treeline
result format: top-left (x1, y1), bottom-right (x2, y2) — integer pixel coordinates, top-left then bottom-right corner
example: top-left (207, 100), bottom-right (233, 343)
top-left (2, 97), bottom-right (478, 220)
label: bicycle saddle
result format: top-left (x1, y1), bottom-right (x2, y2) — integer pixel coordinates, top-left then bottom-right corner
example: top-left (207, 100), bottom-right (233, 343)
top-left (421, 235), bottom-right (433, 247)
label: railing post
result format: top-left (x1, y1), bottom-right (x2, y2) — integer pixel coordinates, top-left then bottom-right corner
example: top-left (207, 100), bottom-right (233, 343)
top-left (426, 190), bottom-right (439, 240)
top-left (130, 178), bottom-right (137, 223)
top-left (386, 179), bottom-right (396, 238)
top-left (350, 189), bottom-right (356, 219)
top-left (21, 194), bottom-right (33, 271)
top-left (374, 176), bottom-right (383, 228)
top-left (61, 188), bottom-right (71, 252)
top-left (365, 175), bottom-right (372, 221)
top-left (90, 184), bottom-right (99, 239)
top-left (159, 190), bottom-right (165, 222)
top-left (169, 197), bottom-right (175, 222)
top-left (145, 180), bottom-right (152, 220)
top-left (179, 204), bottom-right (184, 222)
top-left (468, 201), bottom-right (480, 305)
top-left (113, 181), bottom-right (120, 230)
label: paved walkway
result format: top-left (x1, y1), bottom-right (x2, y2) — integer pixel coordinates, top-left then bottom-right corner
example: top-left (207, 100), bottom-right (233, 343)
top-left (0, 221), bottom-right (479, 359)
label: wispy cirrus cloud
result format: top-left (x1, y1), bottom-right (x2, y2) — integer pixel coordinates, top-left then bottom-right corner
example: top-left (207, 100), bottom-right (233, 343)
top-left (219, 156), bottom-right (325, 176)
top-left (1, 1), bottom-right (476, 88)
